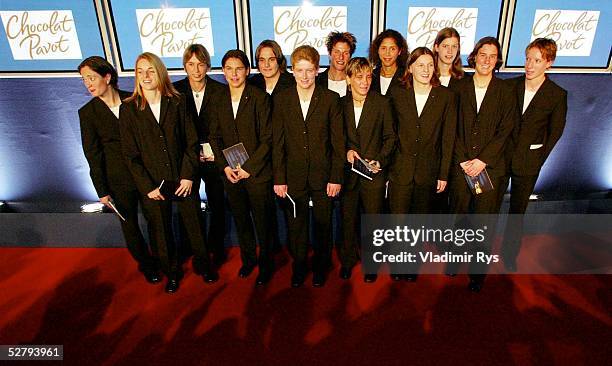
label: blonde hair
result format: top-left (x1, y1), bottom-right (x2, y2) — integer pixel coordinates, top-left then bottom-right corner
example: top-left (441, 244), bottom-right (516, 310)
top-left (125, 52), bottom-right (179, 110)
top-left (346, 57), bottom-right (372, 78)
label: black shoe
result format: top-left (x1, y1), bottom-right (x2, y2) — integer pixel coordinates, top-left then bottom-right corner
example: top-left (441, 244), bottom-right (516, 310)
top-left (291, 271), bottom-right (305, 287)
top-left (364, 274), bottom-right (378, 283)
top-left (391, 273), bottom-right (404, 281)
top-left (405, 274), bottom-right (418, 282)
top-left (143, 270), bottom-right (162, 284)
top-left (504, 256), bottom-right (517, 273)
top-left (202, 269), bottom-right (219, 284)
top-left (312, 271), bottom-right (326, 287)
top-left (255, 270), bottom-right (272, 286)
top-left (165, 279), bottom-right (179, 294)
top-left (339, 267), bottom-right (352, 280)
top-left (238, 264), bottom-right (255, 278)
top-left (468, 279), bottom-right (483, 293)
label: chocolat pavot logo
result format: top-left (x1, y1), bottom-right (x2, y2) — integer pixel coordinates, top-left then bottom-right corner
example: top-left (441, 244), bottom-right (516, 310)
top-left (273, 5), bottom-right (347, 55)
top-left (531, 9), bottom-right (599, 57)
top-left (136, 8), bottom-right (214, 57)
top-left (0, 10), bottom-right (82, 60)
top-left (406, 7), bottom-right (478, 55)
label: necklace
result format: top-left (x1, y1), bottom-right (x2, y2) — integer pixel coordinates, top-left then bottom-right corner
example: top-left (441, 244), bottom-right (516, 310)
top-left (474, 79), bottom-right (490, 89)
top-left (193, 82), bottom-right (206, 98)
top-left (353, 96), bottom-right (366, 105)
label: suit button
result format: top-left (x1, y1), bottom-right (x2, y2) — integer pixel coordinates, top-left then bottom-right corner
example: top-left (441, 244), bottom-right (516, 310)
top-left (416, 125), bottom-right (420, 128)
top-left (303, 131), bottom-right (307, 134)
top-left (415, 138), bottom-right (419, 142)
top-left (413, 153), bottom-right (418, 157)
top-left (472, 132), bottom-right (478, 135)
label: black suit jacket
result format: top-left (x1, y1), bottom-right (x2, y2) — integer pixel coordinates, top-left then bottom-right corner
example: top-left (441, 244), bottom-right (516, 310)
top-left (273, 85), bottom-right (345, 191)
top-left (316, 68), bottom-right (348, 96)
top-left (508, 76), bottom-right (567, 176)
top-left (342, 91), bottom-right (396, 189)
top-left (173, 75), bottom-right (225, 144)
top-left (371, 66), bottom-right (405, 95)
top-left (249, 71), bottom-right (296, 97)
top-left (120, 95), bottom-right (199, 196)
top-left (453, 75), bottom-right (518, 178)
top-left (388, 85), bottom-right (457, 186)
top-left (79, 90), bottom-right (135, 197)
top-left (208, 84), bottom-right (273, 183)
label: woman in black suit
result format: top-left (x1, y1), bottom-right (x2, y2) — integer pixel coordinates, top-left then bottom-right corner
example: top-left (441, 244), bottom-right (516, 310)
top-left (448, 37), bottom-right (518, 292)
top-left (433, 27), bottom-right (464, 89)
top-left (272, 45), bottom-right (345, 288)
top-left (209, 50), bottom-right (275, 286)
top-left (501, 38), bottom-right (567, 272)
top-left (120, 52), bottom-right (218, 294)
top-left (432, 28), bottom-right (464, 214)
top-left (368, 29), bottom-right (408, 95)
top-left (387, 47), bottom-right (457, 281)
top-left (249, 40), bottom-right (295, 96)
top-left (78, 56), bottom-right (157, 284)
top-left (173, 44), bottom-right (228, 265)
top-left (248, 40), bottom-right (295, 254)
top-left (340, 57), bottom-right (396, 282)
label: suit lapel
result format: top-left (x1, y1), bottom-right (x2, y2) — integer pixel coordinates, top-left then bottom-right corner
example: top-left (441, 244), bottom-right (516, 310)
top-left (417, 87), bottom-right (437, 121)
top-left (477, 76), bottom-right (499, 117)
top-left (236, 86), bottom-right (250, 121)
top-left (345, 94), bottom-right (357, 134)
top-left (405, 88), bottom-right (419, 123)
top-left (158, 96), bottom-right (169, 126)
top-left (94, 97), bottom-right (118, 122)
top-left (288, 87), bottom-right (303, 124)
top-left (305, 86), bottom-right (321, 123)
top-left (516, 76), bottom-right (526, 116)
top-left (466, 77), bottom-right (478, 115)
top-left (202, 76), bottom-right (214, 117)
top-left (523, 77), bottom-right (550, 117)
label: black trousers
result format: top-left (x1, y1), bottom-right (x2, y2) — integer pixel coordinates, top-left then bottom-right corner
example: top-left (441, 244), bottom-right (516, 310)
top-left (110, 186), bottom-right (155, 272)
top-left (388, 181), bottom-right (435, 214)
top-left (387, 181), bottom-right (436, 274)
top-left (501, 174), bottom-right (539, 261)
top-left (286, 188), bottom-right (333, 274)
top-left (449, 172), bottom-right (504, 281)
top-left (142, 194), bottom-right (210, 279)
top-left (200, 162), bottom-right (227, 257)
top-left (224, 178), bottom-right (274, 270)
top-left (340, 182), bottom-right (385, 268)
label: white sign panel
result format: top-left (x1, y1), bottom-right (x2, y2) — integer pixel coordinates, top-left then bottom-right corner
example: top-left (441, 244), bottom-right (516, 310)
top-left (136, 8), bottom-right (215, 57)
top-left (0, 10), bottom-right (82, 60)
top-left (531, 9), bottom-right (599, 57)
top-left (273, 6), bottom-right (347, 54)
top-left (406, 7), bottom-right (478, 55)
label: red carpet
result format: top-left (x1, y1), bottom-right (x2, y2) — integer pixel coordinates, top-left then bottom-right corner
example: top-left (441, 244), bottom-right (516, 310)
top-left (0, 247), bottom-right (610, 365)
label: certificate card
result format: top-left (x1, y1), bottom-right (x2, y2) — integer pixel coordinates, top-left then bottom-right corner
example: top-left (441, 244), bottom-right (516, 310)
top-left (222, 142), bottom-right (249, 169)
top-left (463, 168), bottom-right (494, 195)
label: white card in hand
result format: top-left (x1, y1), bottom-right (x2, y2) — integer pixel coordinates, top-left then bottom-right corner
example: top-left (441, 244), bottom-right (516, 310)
top-left (201, 143), bottom-right (214, 158)
top-left (530, 144), bottom-right (543, 150)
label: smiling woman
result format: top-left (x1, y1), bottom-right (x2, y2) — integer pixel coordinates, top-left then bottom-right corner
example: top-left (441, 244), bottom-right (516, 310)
top-left (208, 49), bottom-right (276, 286)
top-left (120, 52), bottom-right (219, 293)
top-left (77, 55), bottom-right (155, 289)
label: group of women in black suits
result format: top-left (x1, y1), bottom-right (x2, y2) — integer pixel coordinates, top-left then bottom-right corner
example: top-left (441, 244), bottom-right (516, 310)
top-left (78, 27), bottom-right (566, 294)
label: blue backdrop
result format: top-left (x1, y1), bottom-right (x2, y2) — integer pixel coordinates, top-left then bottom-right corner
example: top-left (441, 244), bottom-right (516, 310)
top-left (0, 72), bottom-right (611, 211)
